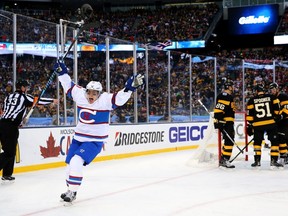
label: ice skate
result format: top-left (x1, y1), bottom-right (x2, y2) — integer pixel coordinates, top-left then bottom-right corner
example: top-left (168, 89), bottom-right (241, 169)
top-left (284, 157), bottom-right (288, 165)
top-left (270, 159), bottom-right (284, 170)
top-left (60, 190), bottom-right (77, 201)
top-left (279, 156), bottom-right (288, 166)
top-left (251, 156), bottom-right (261, 169)
top-left (62, 190), bottom-right (77, 206)
top-left (251, 161), bottom-right (261, 169)
top-left (60, 190), bottom-right (69, 201)
top-left (219, 158), bottom-right (235, 169)
top-left (1, 176), bottom-right (15, 184)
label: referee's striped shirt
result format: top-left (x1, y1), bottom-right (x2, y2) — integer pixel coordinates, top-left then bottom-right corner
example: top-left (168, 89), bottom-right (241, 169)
top-left (1, 90), bottom-right (54, 126)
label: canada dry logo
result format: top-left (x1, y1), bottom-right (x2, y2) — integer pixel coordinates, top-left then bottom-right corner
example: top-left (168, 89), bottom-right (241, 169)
top-left (114, 131), bottom-right (164, 146)
top-left (40, 132), bottom-right (61, 158)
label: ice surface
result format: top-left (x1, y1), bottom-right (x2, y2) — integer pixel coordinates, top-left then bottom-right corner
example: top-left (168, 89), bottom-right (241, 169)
top-left (1, 149), bottom-right (287, 216)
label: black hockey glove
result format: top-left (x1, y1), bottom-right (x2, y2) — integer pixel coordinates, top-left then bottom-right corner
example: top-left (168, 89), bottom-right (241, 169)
top-left (246, 124), bottom-right (254, 136)
top-left (214, 120), bottom-right (226, 131)
top-left (274, 114), bottom-right (283, 123)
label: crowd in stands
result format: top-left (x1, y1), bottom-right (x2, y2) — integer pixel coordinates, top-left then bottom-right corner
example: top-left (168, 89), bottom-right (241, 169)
top-left (0, 3), bottom-right (220, 44)
top-left (1, 4), bottom-right (288, 124)
top-left (277, 6), bottom-right (288, 34)
top-left (1, 46), bottom-right (288, 124)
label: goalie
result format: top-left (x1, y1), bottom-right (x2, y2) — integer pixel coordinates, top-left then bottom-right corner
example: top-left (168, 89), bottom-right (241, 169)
top-left (213, 80), bottom-right (236, 168)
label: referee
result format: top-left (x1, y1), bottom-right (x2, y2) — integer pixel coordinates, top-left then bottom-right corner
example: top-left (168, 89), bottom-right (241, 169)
top-left (0, 80), bottom-right (57, 182)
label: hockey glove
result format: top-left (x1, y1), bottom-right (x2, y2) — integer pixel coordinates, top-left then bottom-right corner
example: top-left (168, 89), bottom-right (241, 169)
top-left (53, 60), bottom-right (68, 76)
top-left (274, 114), bottom-right (283, 123)
top-left (124, 74), bottom-right (145, 92)
top-left (214, 119), bottom-right (226, 131)
top-left (246, 124), bottom-right (254, 136)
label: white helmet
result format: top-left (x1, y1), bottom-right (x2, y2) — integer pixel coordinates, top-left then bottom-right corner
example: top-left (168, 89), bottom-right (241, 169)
top-left (86, 81), bottom-right (102, 92)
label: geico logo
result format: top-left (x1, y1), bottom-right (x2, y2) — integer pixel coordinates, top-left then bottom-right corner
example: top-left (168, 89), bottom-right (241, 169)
top-left (169, 126), bottom-right (208, 143)
top-left (239, 15), bottom-right (270, 25)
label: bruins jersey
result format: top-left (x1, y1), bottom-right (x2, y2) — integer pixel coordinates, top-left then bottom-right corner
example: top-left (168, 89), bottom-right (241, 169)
top-left (213, 92), bottom-right (235, 122)
top-left (277, 93), bottom-right (288, 119)
top-left (247, 93), bottom-right (281, 128)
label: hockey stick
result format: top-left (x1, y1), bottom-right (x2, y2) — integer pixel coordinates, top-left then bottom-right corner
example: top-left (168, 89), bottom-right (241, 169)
top-left (229, 138), bottom-right (253, 163)
top-left (197, 99), bottom-right (244, 154)
top-left (22, 27), bottom-right (82, 124)
top-left (22, 15), bottom-right (96, 125)
top-left (22, 70), bottom-right (58, 125)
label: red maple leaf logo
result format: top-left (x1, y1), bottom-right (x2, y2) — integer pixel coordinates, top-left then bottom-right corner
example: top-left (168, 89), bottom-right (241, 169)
top-left (40, 132), bottom-right (61, 158)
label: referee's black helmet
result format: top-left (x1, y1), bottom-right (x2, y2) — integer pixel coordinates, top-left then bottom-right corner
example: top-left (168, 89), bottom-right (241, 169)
top-left (16, 80), bottom-right (29, 89)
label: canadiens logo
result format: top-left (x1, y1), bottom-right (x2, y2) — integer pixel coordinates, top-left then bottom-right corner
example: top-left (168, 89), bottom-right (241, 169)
top-left (79, 109), bottom-right (97, 124)
top-left (114, 131), bottom-right (164, 146)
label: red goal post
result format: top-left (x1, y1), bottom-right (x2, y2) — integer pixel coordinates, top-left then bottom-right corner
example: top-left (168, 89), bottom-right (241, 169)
top-left (187, 111), bottom-right (250, 167)
top-left (220, 111), bottom-right (249, 162)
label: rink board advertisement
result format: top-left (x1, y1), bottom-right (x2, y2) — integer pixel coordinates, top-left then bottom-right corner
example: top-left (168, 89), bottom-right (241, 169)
top-left (15, 121), bottom-right (245, 171)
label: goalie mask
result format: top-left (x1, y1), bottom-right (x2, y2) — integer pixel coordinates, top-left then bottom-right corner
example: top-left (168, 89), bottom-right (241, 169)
top-left (224, 81), bottom-right (234, 90)
top-left (223, 80), bottom-right (234, 94)
top-left (85, 81), bottom-right (102, 104)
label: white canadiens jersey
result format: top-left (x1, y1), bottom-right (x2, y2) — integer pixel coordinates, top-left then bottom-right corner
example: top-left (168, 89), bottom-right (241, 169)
top-left (59, 74), bottom-right (132, 142)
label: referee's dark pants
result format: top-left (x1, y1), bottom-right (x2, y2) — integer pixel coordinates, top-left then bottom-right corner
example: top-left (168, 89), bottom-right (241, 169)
top-left (0, 119), bottom-right (19, 177)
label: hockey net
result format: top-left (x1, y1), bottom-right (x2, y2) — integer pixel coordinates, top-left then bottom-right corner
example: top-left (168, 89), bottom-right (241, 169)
top-left (187, 112), bottom-right (249, 167)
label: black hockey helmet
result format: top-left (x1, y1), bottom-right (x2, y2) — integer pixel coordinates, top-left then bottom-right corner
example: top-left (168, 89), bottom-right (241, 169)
top-left (269, 82), bottom-right (278, 89)
top-left (254, 84), bottom-right (265, 93)
top-left (16, 80), bottom-right (29, 89)
top-left (224, 80), bottom-right (234, 90)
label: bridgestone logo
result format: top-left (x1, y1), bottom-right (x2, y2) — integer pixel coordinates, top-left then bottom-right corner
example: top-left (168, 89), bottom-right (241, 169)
top-left (239, 16), bottom-right (270, 25)
top-left (114, 131), bottom-right (164, 146)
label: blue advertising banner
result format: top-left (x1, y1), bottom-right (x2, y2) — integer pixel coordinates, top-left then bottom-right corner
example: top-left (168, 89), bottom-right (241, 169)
top-left (0, 39), bottom-right (206, 57)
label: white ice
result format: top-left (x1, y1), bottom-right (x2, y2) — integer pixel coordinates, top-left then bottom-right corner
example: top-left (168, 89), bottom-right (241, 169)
top-left (1, 149), bottom-right (288, 216)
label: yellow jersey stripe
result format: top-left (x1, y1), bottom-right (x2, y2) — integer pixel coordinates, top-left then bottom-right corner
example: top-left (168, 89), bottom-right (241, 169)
top-left (253, 119), bottom-right (275, 127)
top-left (218, 99), bottom-right (230, 106)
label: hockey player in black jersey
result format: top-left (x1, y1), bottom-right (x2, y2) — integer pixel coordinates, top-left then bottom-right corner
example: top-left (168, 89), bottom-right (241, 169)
top-left (269, 82), bottom-right (288, 165)
top-left (247, 84), bottom-right (283, 169)
top-left (214, 80), bottom-right (236, 168)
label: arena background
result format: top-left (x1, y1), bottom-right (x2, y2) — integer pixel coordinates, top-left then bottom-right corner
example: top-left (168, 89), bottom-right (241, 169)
top-left (0, 0), bottom-right (287, 171)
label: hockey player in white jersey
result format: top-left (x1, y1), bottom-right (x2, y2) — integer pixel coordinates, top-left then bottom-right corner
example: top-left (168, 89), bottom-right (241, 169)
top-left (54, 61), bottom-right (144, 204)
